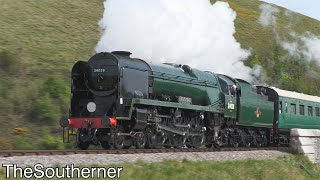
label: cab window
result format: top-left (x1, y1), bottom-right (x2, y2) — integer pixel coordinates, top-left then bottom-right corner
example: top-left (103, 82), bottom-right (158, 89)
top-left (218, 78), bottom-right (229, 95)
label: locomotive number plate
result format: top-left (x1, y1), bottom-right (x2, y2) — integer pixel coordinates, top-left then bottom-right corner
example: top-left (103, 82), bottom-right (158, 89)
top-left (228, 103), bottom-right (235, 110)
top-left (178, 96), bottom-right (192, 104)
top-left (93, 68), bottom-right (106, 73)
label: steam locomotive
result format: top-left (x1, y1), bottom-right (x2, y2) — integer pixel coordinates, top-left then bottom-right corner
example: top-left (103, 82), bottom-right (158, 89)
top-left (60, 51), bottom-right (320, 150)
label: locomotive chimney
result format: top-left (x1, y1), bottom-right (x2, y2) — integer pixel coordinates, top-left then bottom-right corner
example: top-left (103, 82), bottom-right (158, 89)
top-left (111, 51), bottom-right (132, 57)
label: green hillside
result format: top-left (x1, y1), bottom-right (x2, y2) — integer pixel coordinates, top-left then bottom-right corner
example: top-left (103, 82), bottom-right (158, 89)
top-left (0, 0), bottom-right (319, 149)
top-left (0, 0), bottom-right (103, 149)
top-left (221, 0), bottom-right (320, 95)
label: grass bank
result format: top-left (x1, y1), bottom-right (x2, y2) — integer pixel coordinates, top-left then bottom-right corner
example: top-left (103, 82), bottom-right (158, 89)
top-left (0, 155), bottom-right (319, 179)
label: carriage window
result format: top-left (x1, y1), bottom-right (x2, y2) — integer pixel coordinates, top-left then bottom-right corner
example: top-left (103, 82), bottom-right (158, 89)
top-left (290, 104), bottom-right (296, 114)
top-left (316, 107), bottom-right (320, 117)
top-left (299, 105), bottom-right (305, 115)
top-left (279, 101), bottom-right (282, 113)
top-left (308, 106), bottom-right (313, 116)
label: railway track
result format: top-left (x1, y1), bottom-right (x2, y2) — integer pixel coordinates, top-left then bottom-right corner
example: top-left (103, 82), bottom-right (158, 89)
top-left (0, 147), bottom-right (292, 158)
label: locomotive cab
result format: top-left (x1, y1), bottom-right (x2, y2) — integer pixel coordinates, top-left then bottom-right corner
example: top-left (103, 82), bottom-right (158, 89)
top-left (217, 74), bottom-right (239, 119)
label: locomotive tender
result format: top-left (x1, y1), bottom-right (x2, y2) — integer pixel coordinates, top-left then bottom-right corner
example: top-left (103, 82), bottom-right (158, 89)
top-left (60, 51), bottom-right (320, 150)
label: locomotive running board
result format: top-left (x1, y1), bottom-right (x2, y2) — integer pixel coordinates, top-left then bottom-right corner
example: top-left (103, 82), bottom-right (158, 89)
top-left (116, 98), bottom-right (224, 120)
top-left (117, 98), bottom-right (224, 121)
top-left (132, 98), bottom-right (224, 112)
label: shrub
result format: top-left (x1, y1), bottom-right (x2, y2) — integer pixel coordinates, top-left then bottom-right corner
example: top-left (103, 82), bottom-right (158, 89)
top-left (0, 76), bottom-right (13, 99)
top-left (32, 95), bottom-right (60, 124)
top-left (0, 137), bottom-right (13, 150)
top-left (40, 75), bottom-right (70, 115)
top-left (12, 136), bottom-right (34, 150)
top-left (12, 127), bottom-right (29, 135)
top-left (42, 75), bottom-right (69, 103)
top-left (0, 51), bottom-right (20, 75)
top-left (37, 135), bottom-right (65, 150)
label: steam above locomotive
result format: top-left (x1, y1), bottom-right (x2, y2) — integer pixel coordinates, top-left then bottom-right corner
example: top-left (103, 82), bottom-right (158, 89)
top-left (61, 51), bottom-right (320, 150)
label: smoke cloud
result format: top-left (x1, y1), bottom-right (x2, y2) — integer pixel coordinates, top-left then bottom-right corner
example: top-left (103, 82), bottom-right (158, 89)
top-left (259, 3), bottom-right (320, 64)
top-left (301, 34), bottom-right (320, 63)
top-left (251, 64), bottom-right (267, 84)
top-left (96, 0), bottom-right (251, 80)
top-left (259, 4), bottom-right (279, 27)
top-left (281, 33), bottom-right (320, 64)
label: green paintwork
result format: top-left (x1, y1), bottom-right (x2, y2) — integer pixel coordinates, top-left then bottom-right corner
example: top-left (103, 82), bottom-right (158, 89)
top-left (237, 82), bottom-right (274, 128)
top-left (133, 98), bottom-right (224, 112)
top-left (278, 97), bottom-right (320, 129)
top-left (223, 95), bottom-right (237, 118)
top-left (149, 63), bottom-right (222, 107)
top-left (118, 98), bottom-right (225, 121)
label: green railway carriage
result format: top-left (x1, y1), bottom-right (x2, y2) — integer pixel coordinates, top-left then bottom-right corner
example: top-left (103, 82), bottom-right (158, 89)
top-left (266, 87), bottom-right (320, 129)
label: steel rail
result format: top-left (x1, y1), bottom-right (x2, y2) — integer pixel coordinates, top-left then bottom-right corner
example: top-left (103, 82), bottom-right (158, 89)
top-left (0, 147), bottom-right (292, 158)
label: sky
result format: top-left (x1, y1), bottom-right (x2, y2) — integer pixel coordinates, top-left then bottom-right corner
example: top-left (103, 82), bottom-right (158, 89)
top-left (262, 0), bottom-right (320, 21)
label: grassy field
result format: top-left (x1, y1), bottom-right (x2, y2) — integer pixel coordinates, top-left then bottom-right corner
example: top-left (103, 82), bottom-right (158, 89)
top-left (222, 0), bottom-right (320, 94)
top-left (0, 155), bottom-right (319, 179)
top-left (117, 155), bottom-right (320, 180)
top-left (0, 0), bottom-right (103, 72)
top-left (0, 0), bottom-right (320, 149)
top-left (0, 0), bottom-right (104, 149)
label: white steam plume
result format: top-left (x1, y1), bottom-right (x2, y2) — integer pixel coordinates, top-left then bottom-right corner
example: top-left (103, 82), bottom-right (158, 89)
top-left (259, 3), bottom-right (320, 64)
top-left (251, 64), bottom-right (267, 84)
top-left (96, 0), bottom-right (251, 81)
top-left (281, 33), bottom-right (320, 64)
top-left (301, 34), bottom-right (320, 63)
top-left (259, 4), bottom-right (279, 27)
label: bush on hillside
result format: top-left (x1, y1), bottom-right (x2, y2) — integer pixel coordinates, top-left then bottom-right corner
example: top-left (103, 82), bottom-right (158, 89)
top-left (42, 76), bottom-right (69, 101)
top-left (0, 51), bottom-right (21, 75)
top-left (37, 135), bottom-right (65, 150)
top-left (12, 127), bottom-right (29, 136)
top-left (0, 137), bottom-right (13, 150)
top-left (32, 95), bottom-right (60, 124)
top-left (41, 75), bottom-right (70, 114)
top-left (11, 136), bottom-right (34, 150)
